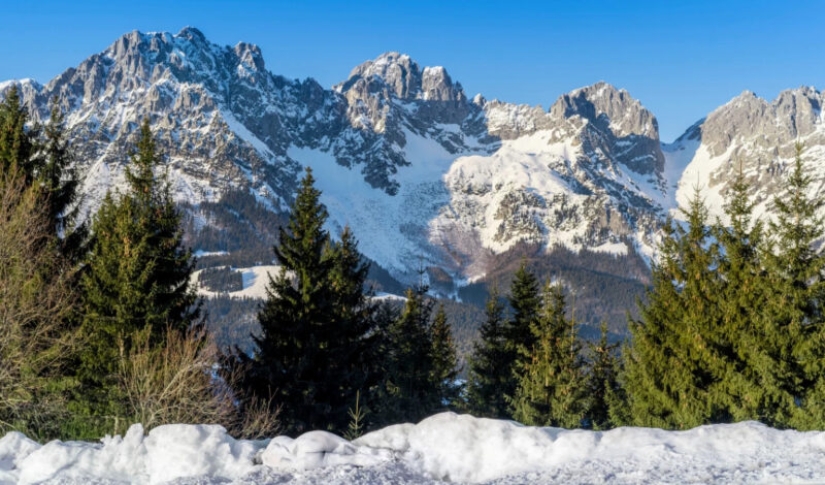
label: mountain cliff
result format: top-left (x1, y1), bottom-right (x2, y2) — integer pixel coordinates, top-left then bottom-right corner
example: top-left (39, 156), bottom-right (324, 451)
top-left (5, 28), bottom-right (823, 321)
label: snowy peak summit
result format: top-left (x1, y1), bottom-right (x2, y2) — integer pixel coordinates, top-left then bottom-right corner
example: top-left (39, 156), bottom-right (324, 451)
top-left (336, 51), bottom-right (467, 104)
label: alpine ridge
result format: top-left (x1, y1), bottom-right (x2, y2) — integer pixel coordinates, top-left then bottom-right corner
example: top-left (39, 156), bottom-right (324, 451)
top-left (3, 27), bottom-right (823, 315)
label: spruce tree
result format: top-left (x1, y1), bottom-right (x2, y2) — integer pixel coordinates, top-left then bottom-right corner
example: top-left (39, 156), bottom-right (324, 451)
top-left (378, 285), bottom-right (440, 425)
top-left (235, 169), bottom-right (379, 435)
top-left (466, 287), bottom-right (511, 418)
top-left (39, 100), bottom-right (87, 263)
top-left (711, 164), bottom-right (768, 423)
top-left (759, 144), bottom-right (825, 429)
top-left (78, 119), bottom-right (200, 388)
top-left (511, 282), bottom-right (585, 428)
top-left (584, 322), bottom-right (622, 430)
top-left (623, 189), bottom-right (728, 429)
top-left (0, 86), bottom-right (39, 182)
top-left (430, 303), bottom-right (461, 408)
top-left (503, 262), bottom-right (542, 412)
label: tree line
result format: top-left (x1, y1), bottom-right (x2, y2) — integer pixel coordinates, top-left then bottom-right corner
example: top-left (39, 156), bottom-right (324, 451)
top-left (4, 81), bottom-right (825, 441)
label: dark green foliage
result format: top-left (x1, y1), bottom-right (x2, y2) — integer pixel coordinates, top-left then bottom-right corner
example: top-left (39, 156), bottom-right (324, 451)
top-left (466, 287), bottom-right (511, 418)
top-left (511, 282), bottom-right (586, 428)
top-left (431, 304), bottom-right (462, 407)
top-left (502, 262), bottom-right (542, 409)
top-left (584, 322), bottom-right (622, 430)
top-left (0, 87), bottom-right (38, 181)
top-left (623, 189), bottom-right (727, 429)
top-left (623, 146), bottom-right (825, 430)
top-left (762, 144), bottom-right (825, 429)
top-left (78, 119), bottom-right (200, 388)
top-left (40, 100), bottom-right (87, 262)
top-left (377, 286), bottom-right (441, 425)
top-left (232, 168), bottom-right (380, 435)
top-left (197, 266), bottom-right (244, 293)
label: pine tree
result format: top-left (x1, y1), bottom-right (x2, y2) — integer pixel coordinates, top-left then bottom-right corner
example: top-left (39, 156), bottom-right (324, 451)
top-left (759, 144), bottom-right (825, 429)
top-left (39, 100), bottom-right (87, 263)
top-left (378, 285), bottom-right (440, 425)
top-left (711, 164), bottom-right (768, 423)
top-left (584, 322), bottom-right (622, 430)
top-left (430, 303), bottom-right (461, 408)
top-left (234, 169), bottom-right (379, 435)
top-left (78, 119), bottom-right (200, 388)
top-left (0, 86), bottom-right (39, 182)
top-left (503, 262), bottom-right (542, 412)
top-left (623, 188), bottom-right (727, 429)
top-left (511, 282), bottom-right (585, 428)
top-left (466, 287), bottom-right (511, 418)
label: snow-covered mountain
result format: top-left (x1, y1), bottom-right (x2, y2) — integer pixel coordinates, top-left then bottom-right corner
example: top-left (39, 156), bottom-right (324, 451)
top-left (664, 87), bottom-right (825, 222)
top-left (4, 27), bottom-right (823, 298)
top-left (1, 28), bottom-right (672, 290)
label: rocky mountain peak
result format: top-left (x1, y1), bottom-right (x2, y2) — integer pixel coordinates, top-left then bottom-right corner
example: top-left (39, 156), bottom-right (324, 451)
top-left (550, 81), bottom-right (660, 140)
top-left (699, 87), bottom-right (824, 158)
top-left (336, 52), bottom-right (465, 104)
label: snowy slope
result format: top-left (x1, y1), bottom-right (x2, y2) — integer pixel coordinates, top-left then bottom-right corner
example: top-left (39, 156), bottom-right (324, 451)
top-left (2, 412), bottom-right (825, 484)
top-left (0, 29), bottom-right (672, 292)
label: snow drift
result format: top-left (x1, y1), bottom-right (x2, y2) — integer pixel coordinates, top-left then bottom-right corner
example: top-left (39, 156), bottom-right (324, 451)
top-left (2, 412), bottom-right (825, 484)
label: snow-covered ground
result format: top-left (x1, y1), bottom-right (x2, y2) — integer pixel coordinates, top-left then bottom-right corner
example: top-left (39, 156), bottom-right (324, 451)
top-left (192, 265), bottom-right (281, 300)
top-left (3, 412), bottom-right (824, 484)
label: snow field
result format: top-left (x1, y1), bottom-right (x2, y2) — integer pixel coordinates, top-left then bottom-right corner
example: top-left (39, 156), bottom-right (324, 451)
top-left (3, 412), bottom-right (825, 484)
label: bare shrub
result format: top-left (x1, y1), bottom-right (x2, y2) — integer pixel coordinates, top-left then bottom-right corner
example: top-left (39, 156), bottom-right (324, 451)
top-left (0, 169), bottom-right (77, 438)
top-left (117, 325), bottom-right (280, 438)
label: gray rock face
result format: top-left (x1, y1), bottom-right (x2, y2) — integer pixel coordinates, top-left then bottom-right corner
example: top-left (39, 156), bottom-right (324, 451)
top-left (1, 28), bottom-right (679, 287)
top-left (670, 87), bottom-right (825, 212)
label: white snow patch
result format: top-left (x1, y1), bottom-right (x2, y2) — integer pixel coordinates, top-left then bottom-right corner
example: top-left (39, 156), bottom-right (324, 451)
top-left (193, 265), bottom-right (282, 300)
top-left (3, 413), bottom-right (825, 484)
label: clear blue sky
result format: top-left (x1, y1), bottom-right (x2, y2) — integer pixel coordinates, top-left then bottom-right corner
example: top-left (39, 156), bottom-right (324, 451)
top-left (1, 0), bottom-right (820, 142)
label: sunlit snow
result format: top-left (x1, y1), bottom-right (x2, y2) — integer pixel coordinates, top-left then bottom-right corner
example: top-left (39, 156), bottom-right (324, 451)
top-left (2, 413), bottom-right (824, 484)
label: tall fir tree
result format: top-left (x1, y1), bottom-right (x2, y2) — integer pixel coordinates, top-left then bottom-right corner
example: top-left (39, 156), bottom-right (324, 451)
top-left (503, 262), bottom-right (542, 413)
top-left (759, 144), bottom-right (825, 429)
top-left (430, 303), bottom-right (461, 408)
top-left (0, 86), bottom-right (38, 182)
top-left (377, 285), bottom-right (440, 425)
top-left (511, 282), bottom-right (585, 428)
top-left (466, 286), bottom-right (511, 418)
top-left (39, 100), bottom-right (87, 263)
top-left (622, 188), bottom-right (729, 429)
top-left (234, 169), bottom-right (379, 435)
top-left (78, 119), bottom-right (200, 388)
top-left (711, 164), bottom-right (768, 423)
top-left (584, 322), bottom-right (622, 430)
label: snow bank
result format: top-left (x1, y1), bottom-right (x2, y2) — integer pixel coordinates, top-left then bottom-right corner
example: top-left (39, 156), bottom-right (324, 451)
top-left (3, 413), bottom-right (825, 484)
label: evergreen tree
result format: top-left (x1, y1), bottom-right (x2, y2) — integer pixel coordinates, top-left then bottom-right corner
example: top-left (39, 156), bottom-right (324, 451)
top-left (234, 169), bottom-right (379, 435)
top-left (623, 188), bottom-right (728, 429)
top-left (39, 100), bottom-right (87, 263)
top-left (466, 287), bottom-right (511, 418)
top-left (711, 164), bottom-right (768, 423)
top-left (0, 86), bottom-right (39, 182)
top-left (430, 303), bottom-right (461, 408)
top-left (378, 285), bottom-right (440, 425)
top-left (759, 144), bottom-right (825, 429)
top-left (511, 282), bottom-right (585, 428)
top-left (503, 262), bottom-right (542, 412)
top-left (78, 119), bottom-right (200, 388)
top-left (584, 322), bottom-right (622, 430)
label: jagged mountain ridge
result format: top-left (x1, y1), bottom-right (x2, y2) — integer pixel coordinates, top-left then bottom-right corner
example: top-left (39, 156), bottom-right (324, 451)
top-left (665, 87), bottom-right (825, 223)
top-left (7, 27), bottom-right (820, 294)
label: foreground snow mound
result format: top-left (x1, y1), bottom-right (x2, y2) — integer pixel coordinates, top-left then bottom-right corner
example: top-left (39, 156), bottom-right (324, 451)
top-left (358, 413), bottom-right (825, 483)
top-left (3, 412), bottom-right (825, 484)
